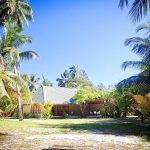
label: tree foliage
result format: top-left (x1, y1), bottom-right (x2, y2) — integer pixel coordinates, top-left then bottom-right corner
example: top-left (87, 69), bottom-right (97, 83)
top-left (56, 65), bottom-right (93, 88)
top-left (119, 0), bottom-right (150, 22)
top-left (41, 74), bottom-right (53, 87)
top-left (132, 93), bottom-right (150, 118)
top-left (0, 0), bottom-right (33, 29)
top-left (74, 86), bottom-right (105, 115)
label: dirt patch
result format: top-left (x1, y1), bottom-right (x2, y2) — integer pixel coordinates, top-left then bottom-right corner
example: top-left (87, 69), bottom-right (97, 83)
top-left (0, 119), bottom-right (150, 150)
top-left (0, 132), bottom-right (149, 150)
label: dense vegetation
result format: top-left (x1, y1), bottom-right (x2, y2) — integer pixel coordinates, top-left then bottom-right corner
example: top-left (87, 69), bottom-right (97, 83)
top-left (0, 0), bottom-right (150, 123)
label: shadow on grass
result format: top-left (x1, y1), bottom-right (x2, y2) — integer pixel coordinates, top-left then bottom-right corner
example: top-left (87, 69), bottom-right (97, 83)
top-left (38, 119), bottom-right (150, 141)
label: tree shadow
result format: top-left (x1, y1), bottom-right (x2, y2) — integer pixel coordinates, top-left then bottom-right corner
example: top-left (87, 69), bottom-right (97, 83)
top-left (0, 132), bottom-right (12, 143)
top-left (0, 133), bottom-right (8, 136)
top-left (38, 119), bottom-right (150, 141)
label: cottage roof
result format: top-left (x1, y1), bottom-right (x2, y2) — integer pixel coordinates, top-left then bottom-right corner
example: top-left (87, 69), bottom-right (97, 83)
top-left (32, 86), bottom-right (76, 104)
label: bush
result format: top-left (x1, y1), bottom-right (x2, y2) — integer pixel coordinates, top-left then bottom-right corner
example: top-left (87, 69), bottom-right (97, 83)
top-left (63, 112), bottom-right (69, 118)
top-left (41, 111), bottom-right (51, 119)
top-left (100, 99), bottom-right (116, 118)
top-left (40, 103), bottom-right (52, 119)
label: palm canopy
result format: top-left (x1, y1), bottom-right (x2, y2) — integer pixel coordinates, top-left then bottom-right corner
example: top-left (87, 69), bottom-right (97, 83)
top-left (2, 21), bottom-right (32, 49)
top-left (21, 74), bottom-right (40, 92)
top-left (56, 70), bottom-right (70, 87)
top-left (69, 65), bottom-right (88, 80)
top-left (118, 23), bottom-right (150, 91)
top-left (41, 74), bottom-right (53, 87)
top-left (0, 21), bottom-right (38, 69)
top-left (0, 0), bottom-right (33, 29)
top-left (119, 0), bottom-right (150, 22)
top-left (56, 65), bottom-right (92, 88)
top-left (0, 21), bottom-right (38, 102)
top-left (69, 65), bottom-right (80, 79)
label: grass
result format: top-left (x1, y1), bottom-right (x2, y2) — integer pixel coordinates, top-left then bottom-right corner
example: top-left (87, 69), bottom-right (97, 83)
top-left (0, 118), bottom-right (150, 149)
top-left (0, 118), bottom-right (149, 136)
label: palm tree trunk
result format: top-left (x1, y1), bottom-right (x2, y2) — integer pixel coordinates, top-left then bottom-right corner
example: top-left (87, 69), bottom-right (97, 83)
top-left (14, 65), bottom-right (23, 121)
top-left (17, 86), bottom-right (23, 121)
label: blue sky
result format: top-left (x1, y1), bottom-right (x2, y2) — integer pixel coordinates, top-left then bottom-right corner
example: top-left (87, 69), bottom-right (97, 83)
top-left (20, 0), bottom-right (144, 87)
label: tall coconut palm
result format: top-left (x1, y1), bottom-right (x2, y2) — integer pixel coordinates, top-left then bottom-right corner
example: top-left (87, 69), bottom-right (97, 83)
top-left (0, 22), bottom-right (38, 121)
top-left (0, 0), bottom-right (33, 29)
top-left (119, 0), bottom-right (150, 22)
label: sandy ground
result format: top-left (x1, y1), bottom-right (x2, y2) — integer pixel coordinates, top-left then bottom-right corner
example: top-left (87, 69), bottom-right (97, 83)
top-left (0, 129), bottom-right (150, 150)
top-left (0, 119), bottom-right (150, 150)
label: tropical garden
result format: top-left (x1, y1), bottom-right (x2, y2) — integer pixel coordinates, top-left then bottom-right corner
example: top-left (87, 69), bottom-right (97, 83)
top-left (0, 0), bottom-right (150, 149)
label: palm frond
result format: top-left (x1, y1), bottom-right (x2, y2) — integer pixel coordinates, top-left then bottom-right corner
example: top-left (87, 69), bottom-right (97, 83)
top-left (17, 8), bottom-right (29, 26)
top-left (129, 0), bottom-right (150, 22)
top-left (18, 1), bottom-right (33, 21)
top-left (139, 68), bottom-right (150, 76)
top-left (0, 79), bottom-right (9, 99)
top-left (19, 51), bottom-right (38, 61)
top-left (119, 0), bottom-right (129, 9)
top-left (12, 35), bottom-right (32, 48)
top-left (121, 61), bottom-right (146, 70)
top-left (125, 37), bottom-right (150, 60)
top-left (7, 72), bottom-right (32, 101)
top-left (136, 23), bottom-right (150, 33)
top-left (117, 75), bottom-right (150, 89)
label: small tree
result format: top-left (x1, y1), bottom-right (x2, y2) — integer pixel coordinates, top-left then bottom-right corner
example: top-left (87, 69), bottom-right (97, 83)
top-left (74, 86), bottom-right (94, 116)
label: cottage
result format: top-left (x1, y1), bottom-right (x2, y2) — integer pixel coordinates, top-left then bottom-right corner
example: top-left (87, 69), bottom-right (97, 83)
top-left (23, 86), bottom-right (103, 116)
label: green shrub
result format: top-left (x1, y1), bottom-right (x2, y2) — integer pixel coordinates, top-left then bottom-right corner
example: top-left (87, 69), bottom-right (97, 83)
top-left (63, 112), bottom-right (69, 119)
top-left (41, 111), bottom-right (51, 119)
top-left (40, 103), bottom-right (52, 119)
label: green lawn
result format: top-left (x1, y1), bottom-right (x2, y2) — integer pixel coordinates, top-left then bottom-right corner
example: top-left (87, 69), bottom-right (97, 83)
top-left (0, 118), bottom-right (150, 149)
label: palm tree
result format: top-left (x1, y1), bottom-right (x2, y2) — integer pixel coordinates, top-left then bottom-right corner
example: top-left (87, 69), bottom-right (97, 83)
top-left (118, 23), bottom-right (150, 93)
top-left (0, 0), bottom-right (33, 29)
top-left (41, 74), bottom-right (53, 87)
top-left (29, 74), bottom-right (40, 92)
top-left (69, 65), bottom-right (80, 79)
top-left (69, 65), bottom-right (89, 80)
top-left (56, 66), bottom-right (92, 88)
top-left (0, 22), bottom-right (38, 121)
top-left (21, 74), bottom-right (40, 92)
top-left (119, 0), bottom-right (150, 22)
top-left (56, 70), bottom-right (70, 87)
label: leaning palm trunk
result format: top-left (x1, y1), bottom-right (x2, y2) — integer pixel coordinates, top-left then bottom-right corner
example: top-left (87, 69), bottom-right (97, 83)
top-left (14, 65), bottom-right (23, 121)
